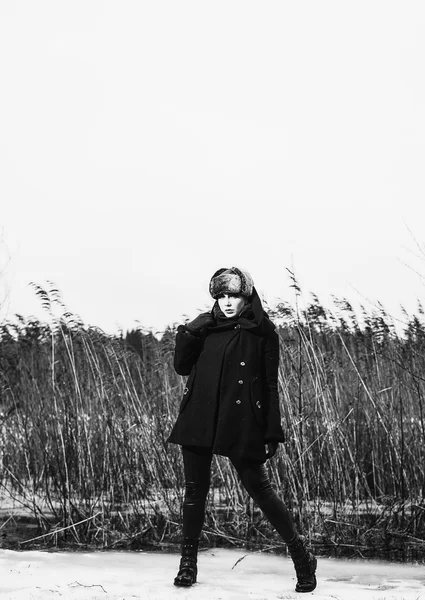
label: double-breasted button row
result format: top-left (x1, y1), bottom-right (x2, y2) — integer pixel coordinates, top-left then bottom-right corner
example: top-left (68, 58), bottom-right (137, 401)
top-left (237, 364), bottom-right (245, 405)
top-left (235, 368), bottom-right (246, 403)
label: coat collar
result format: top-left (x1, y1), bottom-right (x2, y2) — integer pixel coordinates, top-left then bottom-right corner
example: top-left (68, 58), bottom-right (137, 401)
top-left (209, 288), bottom-right (275, 337)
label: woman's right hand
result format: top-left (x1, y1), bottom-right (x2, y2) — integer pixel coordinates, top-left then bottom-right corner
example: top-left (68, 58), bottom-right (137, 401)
top-left (185, 312), bottom-right (214, 335)
top-left (265, 442), bottom-right (279, 460)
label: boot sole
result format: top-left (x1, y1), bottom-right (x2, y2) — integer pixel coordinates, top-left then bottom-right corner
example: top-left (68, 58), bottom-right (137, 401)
top-left (174, 580), bottom-right (196, 587)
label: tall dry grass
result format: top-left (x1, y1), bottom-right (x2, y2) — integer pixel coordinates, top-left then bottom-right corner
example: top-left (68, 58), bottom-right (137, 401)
top-left (0, 281), bottom-right (425, 559)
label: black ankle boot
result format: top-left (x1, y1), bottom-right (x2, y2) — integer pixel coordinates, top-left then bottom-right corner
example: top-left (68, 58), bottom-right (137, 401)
top-left (287, 536), bottom-right (317, 593)
top-left (174, 538), bottom-right (199, 587)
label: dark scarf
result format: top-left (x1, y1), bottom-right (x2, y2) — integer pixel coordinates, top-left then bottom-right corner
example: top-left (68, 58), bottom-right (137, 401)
top-left (209, 288), bottom-right (275, 337)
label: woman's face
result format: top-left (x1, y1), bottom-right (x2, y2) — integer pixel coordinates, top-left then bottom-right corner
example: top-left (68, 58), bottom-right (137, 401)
top-left (218, 293), bottom-right (246, 318)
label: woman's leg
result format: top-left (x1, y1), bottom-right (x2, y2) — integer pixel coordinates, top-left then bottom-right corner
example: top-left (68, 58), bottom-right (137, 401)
top-left (174, 446), bottom-right (212, 587)
top-left (230, 458), bottom-right (297, 541)
top-left (231, 458), bottom-right (317, 593)
top-left (181, 445), bottom-right (213, 538)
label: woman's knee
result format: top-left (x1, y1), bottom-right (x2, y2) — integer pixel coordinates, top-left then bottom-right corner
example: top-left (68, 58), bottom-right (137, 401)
top-left (249, 478), bottom-right (277, 504)
top-left (233, 460), bottom-right (277, 503)
top-left (182, 446), bottom-right (212, 500)
top-left (184, 480), bottom-right (210, 506)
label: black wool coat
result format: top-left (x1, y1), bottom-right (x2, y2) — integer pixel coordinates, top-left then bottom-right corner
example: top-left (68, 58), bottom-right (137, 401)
top-left (167, 289), bottom-right (285, 462)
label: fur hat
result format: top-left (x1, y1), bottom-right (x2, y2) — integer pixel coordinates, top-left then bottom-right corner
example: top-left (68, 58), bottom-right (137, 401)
top-left (209, 267), bottom-right (254, 299)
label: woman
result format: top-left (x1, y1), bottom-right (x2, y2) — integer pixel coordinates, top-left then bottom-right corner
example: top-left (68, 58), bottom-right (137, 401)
top-left (168, 267), bottom-right (317, 593)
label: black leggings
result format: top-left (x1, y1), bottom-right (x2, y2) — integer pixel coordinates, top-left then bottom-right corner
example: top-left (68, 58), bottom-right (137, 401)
top-left (181, 446), bottom-right (297, 542)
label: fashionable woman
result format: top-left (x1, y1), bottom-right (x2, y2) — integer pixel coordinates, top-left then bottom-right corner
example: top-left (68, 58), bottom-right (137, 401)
top-left (168, 267), bottom-right (317, 593)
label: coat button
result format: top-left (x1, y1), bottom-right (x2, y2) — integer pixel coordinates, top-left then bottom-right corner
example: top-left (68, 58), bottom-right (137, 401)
top-left (236, 399), bottom-right (241, 404)
top-left (238, 380), bottom-right (243, 384)
top-left (240, 361), bottom-right (245, 366)
top-left (256, 401), bottom-right (261, 408)
top-left (183, 387), bottom-right (189, 395)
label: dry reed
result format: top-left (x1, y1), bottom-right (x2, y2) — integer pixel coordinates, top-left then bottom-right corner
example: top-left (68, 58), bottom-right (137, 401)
top-left (0, 281), bottom-right (424, 560)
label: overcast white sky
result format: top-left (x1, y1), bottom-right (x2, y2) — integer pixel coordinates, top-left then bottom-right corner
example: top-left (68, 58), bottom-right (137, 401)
top-left (1, 1), bottom-right (425, 335)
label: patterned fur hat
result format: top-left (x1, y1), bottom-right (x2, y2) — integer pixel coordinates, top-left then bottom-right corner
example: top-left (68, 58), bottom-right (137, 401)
top-left (209, 267), bottom-right (254, 299)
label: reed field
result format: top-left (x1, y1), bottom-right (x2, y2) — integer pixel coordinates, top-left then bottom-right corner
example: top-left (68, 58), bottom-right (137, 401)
top-left (1, 281), bottom-right (425, 561)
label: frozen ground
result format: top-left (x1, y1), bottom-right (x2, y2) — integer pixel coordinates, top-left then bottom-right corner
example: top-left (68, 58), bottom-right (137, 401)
top-left (1, 547), bottom-right (424, 600)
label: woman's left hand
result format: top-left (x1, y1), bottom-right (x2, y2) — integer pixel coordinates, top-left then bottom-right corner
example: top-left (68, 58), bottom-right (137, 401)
top-left (265, 442), bottom-right (278, 459)
top-left (185, 312), bottom-right (214, 335)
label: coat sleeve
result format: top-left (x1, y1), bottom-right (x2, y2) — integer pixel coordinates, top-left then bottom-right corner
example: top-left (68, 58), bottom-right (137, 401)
top-left (173, 329), bottom-right (203, 375)
top-left (263, 330), bottom-right (285, 443)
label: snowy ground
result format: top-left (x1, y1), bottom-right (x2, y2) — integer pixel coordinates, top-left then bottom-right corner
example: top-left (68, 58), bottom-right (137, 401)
top-left (1, 548), bottom-right (424, 600)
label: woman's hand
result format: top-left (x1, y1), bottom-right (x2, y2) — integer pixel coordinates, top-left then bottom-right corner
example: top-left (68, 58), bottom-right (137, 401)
top-left (265, 442), bottom-right (278, 460)
top-left (185, 312), bottom-right (214, 335)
